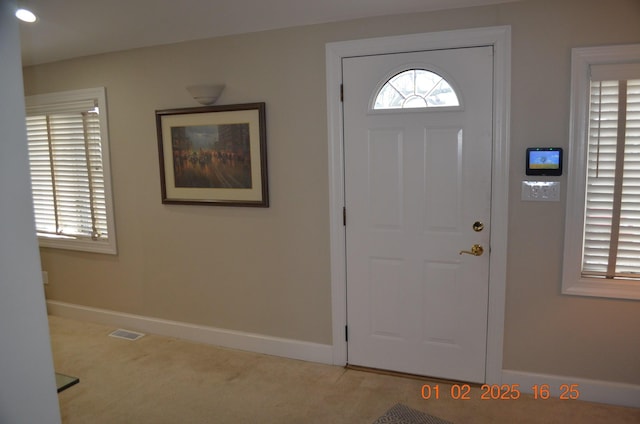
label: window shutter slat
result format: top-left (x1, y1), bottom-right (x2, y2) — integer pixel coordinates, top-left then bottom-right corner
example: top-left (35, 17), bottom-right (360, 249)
top-left (26, 99), bottom-right (97, 116)
top-left (582, 78), bottom-right (640, 279)
top-left (26, 100), bottom-right (109, 242)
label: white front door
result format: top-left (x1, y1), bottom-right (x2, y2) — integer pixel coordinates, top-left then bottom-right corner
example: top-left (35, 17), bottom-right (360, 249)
top-left (343, 46), bottom-right (493, 383)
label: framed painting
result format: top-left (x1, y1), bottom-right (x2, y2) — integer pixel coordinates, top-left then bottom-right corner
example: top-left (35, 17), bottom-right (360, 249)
top-left (156, 103), bottom-right (268, 207)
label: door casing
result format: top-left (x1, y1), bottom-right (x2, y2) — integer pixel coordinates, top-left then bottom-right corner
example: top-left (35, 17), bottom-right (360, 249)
top-left (325, 26), bottom-right (511, 384)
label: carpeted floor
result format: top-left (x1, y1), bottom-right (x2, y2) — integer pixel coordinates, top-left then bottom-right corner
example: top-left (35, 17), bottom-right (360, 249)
top-left (49, 315), bottom-right (640, 424)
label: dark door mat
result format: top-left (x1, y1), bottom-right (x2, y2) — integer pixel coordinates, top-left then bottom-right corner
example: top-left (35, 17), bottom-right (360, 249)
top-left (373, 403), bottom-right (453, 424)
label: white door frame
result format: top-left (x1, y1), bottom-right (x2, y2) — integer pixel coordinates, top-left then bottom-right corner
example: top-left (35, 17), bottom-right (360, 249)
top-left (325, 26), bottom-right (511, 384)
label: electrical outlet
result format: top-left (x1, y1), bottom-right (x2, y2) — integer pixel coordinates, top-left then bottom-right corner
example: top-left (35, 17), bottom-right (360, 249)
top-left (521, 181), bottom-right (560, 202)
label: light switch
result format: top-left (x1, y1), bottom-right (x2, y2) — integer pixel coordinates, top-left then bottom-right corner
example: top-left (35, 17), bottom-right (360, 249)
top-left (521, 181), bottom-right (560, 202)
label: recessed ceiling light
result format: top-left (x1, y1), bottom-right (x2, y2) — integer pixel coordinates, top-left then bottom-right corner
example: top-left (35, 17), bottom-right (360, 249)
top-left (15, 8), bottom-right (37, 23)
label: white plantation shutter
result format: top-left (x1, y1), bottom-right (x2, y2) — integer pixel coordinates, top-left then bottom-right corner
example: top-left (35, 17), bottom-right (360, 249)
top-left (583, 75), bottom-right (640, 279)
top-left (25, 88), bottom-right (117, 254)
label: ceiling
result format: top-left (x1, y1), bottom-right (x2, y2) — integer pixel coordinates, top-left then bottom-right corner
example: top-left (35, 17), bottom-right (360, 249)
top-left (18, 0), bottom-right (518, 66)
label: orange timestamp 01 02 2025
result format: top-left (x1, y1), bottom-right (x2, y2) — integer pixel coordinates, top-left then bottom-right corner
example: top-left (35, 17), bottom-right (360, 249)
top-left (421, 383), bottom-right (581, 401)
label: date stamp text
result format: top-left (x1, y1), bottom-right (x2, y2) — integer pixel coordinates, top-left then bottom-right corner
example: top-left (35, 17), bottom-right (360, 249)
top-left (421, 384), bottom-right (580, 401)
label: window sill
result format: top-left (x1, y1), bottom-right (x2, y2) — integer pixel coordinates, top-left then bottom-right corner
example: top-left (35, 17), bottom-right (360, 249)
top-left (562, 277), bottom-right (640, 301)
top-left (38, 236), bottom-right (117, 255)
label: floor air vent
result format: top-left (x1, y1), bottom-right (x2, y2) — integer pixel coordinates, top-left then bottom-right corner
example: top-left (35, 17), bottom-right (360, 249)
top-left (109, 329), bottom-right (145, 341)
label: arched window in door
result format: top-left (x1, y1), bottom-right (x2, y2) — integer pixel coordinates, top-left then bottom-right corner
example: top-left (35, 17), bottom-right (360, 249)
top-left (373, 69), bottom-right (460, 110)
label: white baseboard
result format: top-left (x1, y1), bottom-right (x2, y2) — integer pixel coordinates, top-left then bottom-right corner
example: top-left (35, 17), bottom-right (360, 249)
top-left (46, 300), bottom-right (334, 365)
top-left (502, 369), bottom-right (640, 408)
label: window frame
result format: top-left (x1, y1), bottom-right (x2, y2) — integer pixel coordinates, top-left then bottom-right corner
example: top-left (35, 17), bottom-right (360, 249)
top-left (562, 44), bottom-right (640, 300)
top-left (369, 64), bottom-right (463, 113)
top-left (25, 87), bottom-right (117, 255)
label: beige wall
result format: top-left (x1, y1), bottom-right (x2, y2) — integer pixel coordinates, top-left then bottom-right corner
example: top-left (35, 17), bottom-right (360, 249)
top-left (24, 0), bottom-right (640, 384)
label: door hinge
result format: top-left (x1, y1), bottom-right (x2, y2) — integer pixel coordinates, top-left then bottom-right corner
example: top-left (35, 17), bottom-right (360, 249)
top-left (340, 84), bottom-right (344, 102)
top-left (345, 325), bottom-right (349, 342)
top-left (343, 207), bottom-right (346, 226)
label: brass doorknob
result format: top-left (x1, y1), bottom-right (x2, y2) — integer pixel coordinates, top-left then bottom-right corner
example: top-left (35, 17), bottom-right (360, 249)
top-left (459, 244), bottom-right (484, 256)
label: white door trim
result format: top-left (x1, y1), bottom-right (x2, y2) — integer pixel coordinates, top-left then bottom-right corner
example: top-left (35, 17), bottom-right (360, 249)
top-left (325, 26), bottom-right (511, 384)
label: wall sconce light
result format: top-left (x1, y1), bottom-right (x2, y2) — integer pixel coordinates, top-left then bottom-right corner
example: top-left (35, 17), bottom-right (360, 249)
top-left (186, 84), bottom-right (225, 105)
top-left (15, 8), bottom-right (38, 23)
